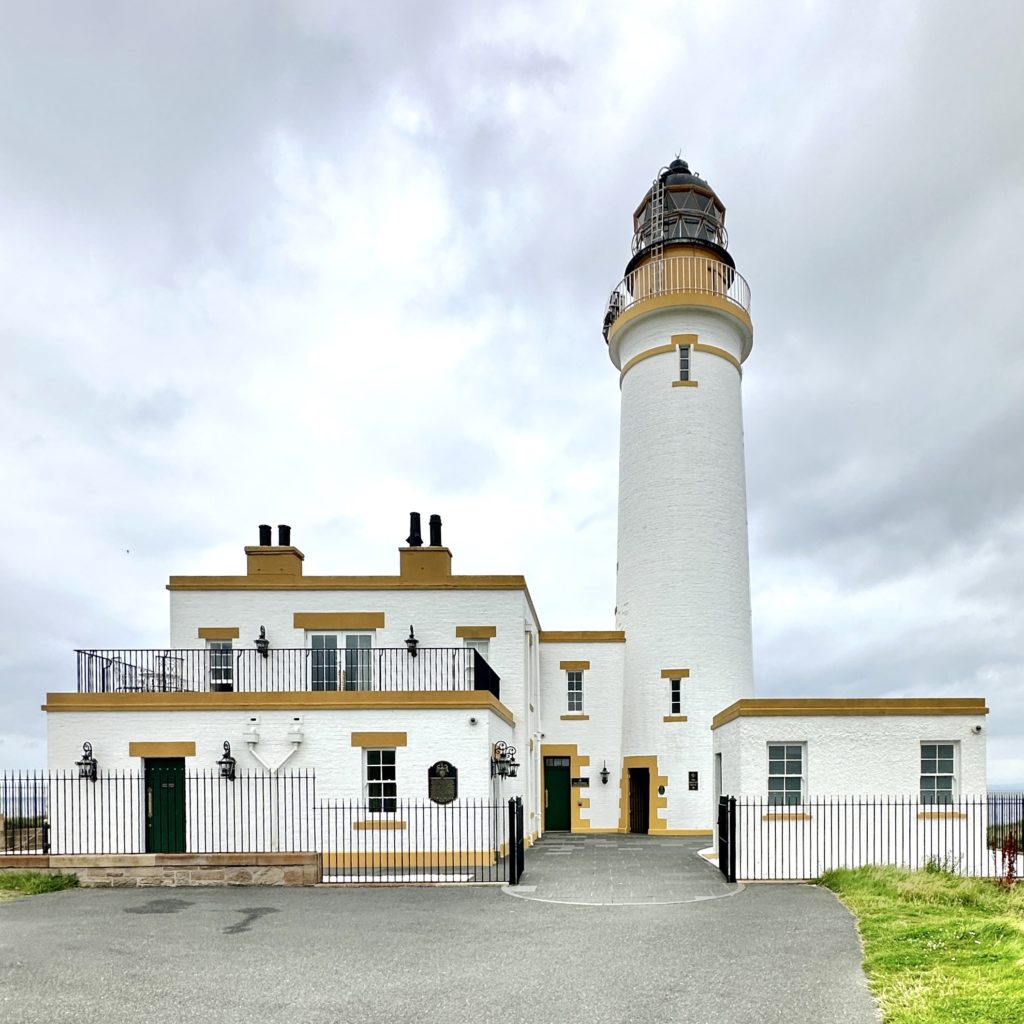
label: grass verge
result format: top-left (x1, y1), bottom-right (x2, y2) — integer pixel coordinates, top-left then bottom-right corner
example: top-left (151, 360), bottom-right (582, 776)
top-left (821, 865), bottom-right (1024, 1024)
top-left (0, 870), bottom-right (79, 901)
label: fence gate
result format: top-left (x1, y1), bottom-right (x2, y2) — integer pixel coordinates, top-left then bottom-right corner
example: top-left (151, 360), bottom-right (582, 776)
top-left (717, 795), bottom-right (737, 883)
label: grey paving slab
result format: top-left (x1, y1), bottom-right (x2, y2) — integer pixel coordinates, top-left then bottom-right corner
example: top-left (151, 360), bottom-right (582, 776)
top-left (0, 882), bottom-right (877, 1024)
top-left (509, 833), bottom-right (737, 905)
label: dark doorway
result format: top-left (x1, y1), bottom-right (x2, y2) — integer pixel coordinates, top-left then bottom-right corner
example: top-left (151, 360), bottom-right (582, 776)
top-left (145, 758), bottom-right (186, 853)
top-left (543, 756), bottom-right (572, 831)
top-left (628, 767), bottom-right (650, 834)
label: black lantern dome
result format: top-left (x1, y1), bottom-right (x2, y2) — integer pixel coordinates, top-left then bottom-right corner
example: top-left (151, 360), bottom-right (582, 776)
top-left (628, 157), bottom-right (733, 271)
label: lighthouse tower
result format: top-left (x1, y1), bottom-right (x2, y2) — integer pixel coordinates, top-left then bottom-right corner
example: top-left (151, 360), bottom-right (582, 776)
top-left (605, 159), bottom-right (755, 831)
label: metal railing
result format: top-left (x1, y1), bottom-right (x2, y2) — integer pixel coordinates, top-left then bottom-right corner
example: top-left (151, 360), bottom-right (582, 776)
top-left (1, 771), bottom-right (525, 885)
top-left (75, 647), bottom-right (500, 699)
top-left (603, 254), bottom-right (751, 337)
top-left (318, 798), bottom-right (520, 884)
top-left (726, 793), bottom-right (1024, 881)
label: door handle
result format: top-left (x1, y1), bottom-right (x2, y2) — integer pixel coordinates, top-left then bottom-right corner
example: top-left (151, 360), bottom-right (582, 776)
top-left (544, 789), bottom-right (548, 809)
top-left (146, 786), bottom-right (153, 819)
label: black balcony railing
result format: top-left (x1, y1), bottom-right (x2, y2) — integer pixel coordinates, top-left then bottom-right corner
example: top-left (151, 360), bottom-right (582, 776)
top-left (75, 647), bottom-right (500, 699)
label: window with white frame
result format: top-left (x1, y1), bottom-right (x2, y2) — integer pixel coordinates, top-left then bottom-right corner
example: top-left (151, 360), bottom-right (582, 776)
top-left (669, 677), bottom-right (682, 715)
top-left (920, 743), bottom-right (955, 804)
top-left (208, 640), bottom-right (233, 683)
top-left (366, 749), bottom-right (397, 813)
top-left (567, 670), bottom-right (583, 713)
top-left (309, 634), bottom-right (339, 691)
top-left (464, 638), bottom-right (489, 689)
top-left (679, 345), bottom-right (691, 381)
top-left (768, 744), bottom-right (804, 805)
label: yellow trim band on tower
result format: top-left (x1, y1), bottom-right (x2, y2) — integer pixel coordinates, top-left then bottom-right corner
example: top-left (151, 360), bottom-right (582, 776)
top-left (660, 669), bottom-right (691, 678)
top-left (559, 660), bottom-right (591, 671)
top-left (539, 631), bottom-right (625, 643)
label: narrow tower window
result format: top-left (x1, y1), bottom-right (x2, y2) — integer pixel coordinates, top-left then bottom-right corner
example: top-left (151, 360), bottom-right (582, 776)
top-left (669, 678), bottom-right (682, 715)
top-left (679, 345), bottom-right (691, 382)
top-left (567, 670), bottom-right (583, 713)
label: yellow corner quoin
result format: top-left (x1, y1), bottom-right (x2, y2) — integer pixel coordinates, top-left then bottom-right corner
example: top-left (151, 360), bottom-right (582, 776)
top-left (454, 626), bottom-right (497, 639)
top-left (662, 715), bottom-right (688, 723)
top-left (711, 697), bottom-right (990, 730)
top-left (559, 714), bottom-right (590, 721)
top-left (352, 820), bottom-right (408, 830)
top-left (293, 612), bottom-right (385, 630)
top-left (128, 741), bottom-right (197, 758)
top-left (197, 627), bottom-right (240, 640)
top-left (539, 631), bottom-right (626, 643)
top-left (559, 660), bottom-right (591, 671)
top-left (43, 691), bottom-right (516, 728)
top-left (350, 732), bottom-right (408, 748)
top-left (660, 669), bottom-right (690, 679)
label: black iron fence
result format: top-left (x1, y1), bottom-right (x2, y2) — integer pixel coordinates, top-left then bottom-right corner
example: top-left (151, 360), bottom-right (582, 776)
top-left (75, 647), bottom-right (500, 699)
top-left (318, 798), bottom-right (519, 884)
top-left (1, 771), bottom-right (523, 885)
top-left (727, 793), bottom-right (1024, 881)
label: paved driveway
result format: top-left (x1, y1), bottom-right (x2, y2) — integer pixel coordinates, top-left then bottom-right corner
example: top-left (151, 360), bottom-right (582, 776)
top-left (507, 833), bottom-right (737, 904)
top-left (1, 874), bottom-right (877, 1024)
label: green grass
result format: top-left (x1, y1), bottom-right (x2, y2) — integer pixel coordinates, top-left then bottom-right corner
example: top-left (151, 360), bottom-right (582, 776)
top-left (0, 870), bottom-right (79, 901)
top-left (821, 866), bottom-right (1024, 1024)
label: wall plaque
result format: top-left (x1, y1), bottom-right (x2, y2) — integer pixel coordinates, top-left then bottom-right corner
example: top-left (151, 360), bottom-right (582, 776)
top-left (688, 771), bottom-right (699, 791)
top-left (571, 777), bottom-right (590, 788)
top-left (428, 761), bottom-right (458, 804)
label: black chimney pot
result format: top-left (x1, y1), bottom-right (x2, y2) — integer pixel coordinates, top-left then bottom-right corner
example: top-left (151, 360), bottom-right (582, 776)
top-left (258, 524), bottom-right (272, 546)
top-left (428, 514), bottom-right (442, 547)
top-left (277, 524), bottom-right (291, 547)
top-left (406, 512), bottom-right (423, 547)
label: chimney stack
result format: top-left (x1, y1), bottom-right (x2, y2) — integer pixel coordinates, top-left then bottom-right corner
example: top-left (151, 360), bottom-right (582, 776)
top-left (428, 514), bottom-right (442, 547)
top-left (406, 512), bottom-right (423, 547)
top-left (277, 524), bottom-right (291, 547)
top-left (258, 524), bottom-right (272, 546)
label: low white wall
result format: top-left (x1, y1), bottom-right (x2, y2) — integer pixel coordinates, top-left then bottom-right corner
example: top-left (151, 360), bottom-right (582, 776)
top-left (714, 712), bottom-right (988, 798)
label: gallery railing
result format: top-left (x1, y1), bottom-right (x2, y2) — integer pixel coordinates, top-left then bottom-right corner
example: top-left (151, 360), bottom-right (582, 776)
top-left (75, 647), bottom-right (500, 699)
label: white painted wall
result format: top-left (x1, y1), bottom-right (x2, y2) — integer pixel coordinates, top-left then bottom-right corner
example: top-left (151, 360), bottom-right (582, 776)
top-left (538, 640), bottom-right (625, 831)
top-left (713, 713), bottom-right (988, 797)
top-left (611, 304), bottom-right (755, 831)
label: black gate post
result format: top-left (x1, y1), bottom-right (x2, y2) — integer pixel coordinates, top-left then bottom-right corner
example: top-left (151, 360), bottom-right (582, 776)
top-left (717, 795), bottom-right (737, 883)
top-left (508, 796), bottom-right (525, 885)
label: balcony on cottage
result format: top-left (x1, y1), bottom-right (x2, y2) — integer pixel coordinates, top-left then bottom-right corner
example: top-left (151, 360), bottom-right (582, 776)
top-left (75, 647), bottom-right (500, 699)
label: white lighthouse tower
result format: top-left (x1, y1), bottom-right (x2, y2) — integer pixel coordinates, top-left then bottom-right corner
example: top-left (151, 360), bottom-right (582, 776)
top-left (605, 159), bottom-right (755, 832)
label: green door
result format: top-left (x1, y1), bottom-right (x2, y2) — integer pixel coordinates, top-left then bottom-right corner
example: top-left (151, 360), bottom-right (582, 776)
top-left (145, 758), bottom-right (186, 853)
top-left (544, 757), bottom-right (572, 832)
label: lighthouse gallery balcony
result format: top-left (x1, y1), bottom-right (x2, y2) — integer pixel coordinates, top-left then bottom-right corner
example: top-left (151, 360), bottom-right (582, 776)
top-left (603, 253), bottom-right (751, 339)
top-left (75, 647), bottom-right (500, 698)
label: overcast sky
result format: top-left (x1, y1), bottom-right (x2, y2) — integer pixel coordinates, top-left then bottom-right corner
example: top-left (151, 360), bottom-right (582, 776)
top-left (2, 2), bottom-right (1022, 784)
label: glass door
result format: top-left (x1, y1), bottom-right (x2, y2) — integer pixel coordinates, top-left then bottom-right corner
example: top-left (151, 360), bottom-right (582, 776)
top-left (310, 634), bottom-right (339, 691)
top-left (344, 634), bottom-right (372, 691)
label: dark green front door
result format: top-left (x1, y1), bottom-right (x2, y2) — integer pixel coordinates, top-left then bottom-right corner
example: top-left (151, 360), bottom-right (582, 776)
top-left (544, 757), bottom-right (571, 831)
top-left (145, 758), bottom-right (186, 853)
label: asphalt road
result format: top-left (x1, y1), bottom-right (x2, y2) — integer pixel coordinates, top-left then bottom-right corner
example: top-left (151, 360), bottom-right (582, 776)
top-left (0, 881), bottom-right (877, 1024)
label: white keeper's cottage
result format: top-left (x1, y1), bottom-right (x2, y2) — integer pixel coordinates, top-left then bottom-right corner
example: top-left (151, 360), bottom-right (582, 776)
top-left (41, 160), bottom-right (990, 867)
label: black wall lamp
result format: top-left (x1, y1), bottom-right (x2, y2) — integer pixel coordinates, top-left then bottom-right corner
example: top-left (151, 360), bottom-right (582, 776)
top-left (491, 741), bottom-right (519, 779)
top-left (600, 761), bottom-right (610, 785)
top-left (217, 741), bottom-right (237, 781)
top-left (76, 742), bottom-right (98, 782)
top-left (405, 625), bottom-right (419, 658)
top-left (255, 625), bottom-right (269, 658)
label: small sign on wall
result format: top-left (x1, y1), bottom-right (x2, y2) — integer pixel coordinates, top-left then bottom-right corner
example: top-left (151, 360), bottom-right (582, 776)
top-left (571, 777), bottom-right (590, 788)
top-left (428, 761), bottom-right (458, 804)
top-left (688, 771), bottom-right (699, 791)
